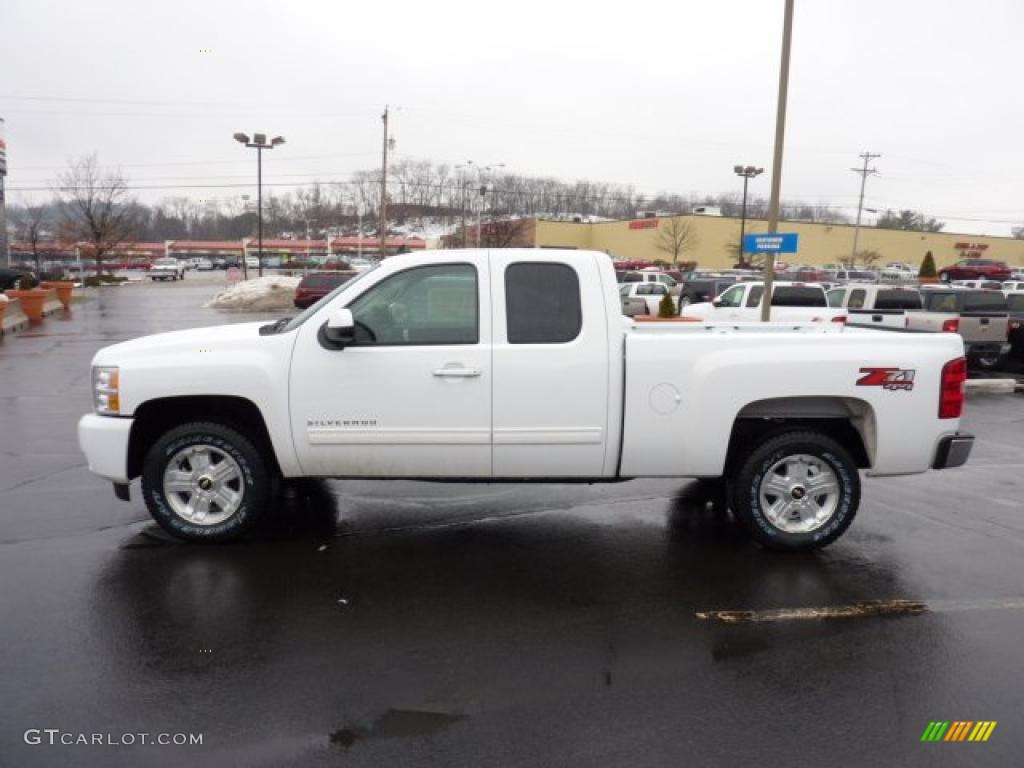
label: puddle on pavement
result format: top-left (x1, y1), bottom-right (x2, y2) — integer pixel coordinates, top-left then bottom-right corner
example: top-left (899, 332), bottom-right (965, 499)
top-left (330, 709), bottom-right (466, 747)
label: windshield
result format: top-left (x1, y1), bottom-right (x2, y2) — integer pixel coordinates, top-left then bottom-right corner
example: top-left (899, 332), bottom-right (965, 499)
top-left (282, 264), bottom-right (380, 332)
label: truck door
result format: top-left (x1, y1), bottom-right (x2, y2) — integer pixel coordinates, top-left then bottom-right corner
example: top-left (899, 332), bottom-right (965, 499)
top-left (288, 256), bottom-right (492, 477)
top-left (489, 253), bottom-right (609, 477)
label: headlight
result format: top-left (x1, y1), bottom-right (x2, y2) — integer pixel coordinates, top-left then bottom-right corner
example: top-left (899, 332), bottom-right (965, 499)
top-left (92, 366), bottom-right (120, 415)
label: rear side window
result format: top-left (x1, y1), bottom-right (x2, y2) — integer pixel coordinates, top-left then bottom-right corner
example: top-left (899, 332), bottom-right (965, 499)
top-left (1007, 295), bottom-right (1024, 311)
top-left (848, 289), bottom-right (866, 309)
top-left (875, 290), bottom-right (922, 310)
top-left (826, 288), bottom-right (846, 308)
top-left (963, 293), bottom-right (1008, 312)
top-left (506, 263), bottom-right (582, 344)
top-left (754, 287), bottom-right (827, 307)
top-left (925, 292), bottom-right (959, 312)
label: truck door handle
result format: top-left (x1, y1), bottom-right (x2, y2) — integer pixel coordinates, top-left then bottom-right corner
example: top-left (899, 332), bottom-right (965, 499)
top-left (872, 314), bottom-right (882, 322)
top-left (432, 366), bottom-right (481, 378)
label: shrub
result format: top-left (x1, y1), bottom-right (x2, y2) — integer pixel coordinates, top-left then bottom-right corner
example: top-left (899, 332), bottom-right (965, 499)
top-left (17, 274), bottom-right (40, 290)
top-left (919, 251), bottom-right (937, 278)
top-left (658, 291), bottom-right (676, 318)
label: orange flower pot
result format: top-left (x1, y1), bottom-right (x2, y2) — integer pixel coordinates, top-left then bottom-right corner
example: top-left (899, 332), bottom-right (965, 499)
top-left (40, 281), bottom-right (75, 308)
top-left (4, 289), bottom-right (48, 322)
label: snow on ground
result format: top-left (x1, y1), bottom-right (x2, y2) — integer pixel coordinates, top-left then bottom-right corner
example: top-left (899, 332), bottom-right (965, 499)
top-left (205, 275), bottom-right (300, 311)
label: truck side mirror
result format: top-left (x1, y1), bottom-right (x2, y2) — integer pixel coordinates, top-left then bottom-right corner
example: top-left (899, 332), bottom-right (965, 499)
top-left (712, 297), bottom-right (722, 307)
top-left (320, 308), bottom-right (356, 349)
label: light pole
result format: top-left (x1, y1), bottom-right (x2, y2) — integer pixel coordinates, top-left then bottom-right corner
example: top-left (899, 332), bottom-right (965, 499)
top-left (733, 165), bottom-right (764, 267)
top-left (457, 161), bottom-right (504, 248)
top-left (233, 132), bottom-right (285, 278)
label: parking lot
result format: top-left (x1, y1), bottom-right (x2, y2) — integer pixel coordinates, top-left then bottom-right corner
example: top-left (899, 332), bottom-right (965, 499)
top-left (2, 276), bottom-right (1024, 767)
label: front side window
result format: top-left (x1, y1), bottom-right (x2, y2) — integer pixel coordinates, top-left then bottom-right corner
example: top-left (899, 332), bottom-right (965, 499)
top-left (347, 263), bottom-right (478, 345)
top-left (506, 262), bottom-right (581, 344)
top-left (827, 288), bottom-right (846, 308)
top-left (717, 285), bottom-right (745, 307)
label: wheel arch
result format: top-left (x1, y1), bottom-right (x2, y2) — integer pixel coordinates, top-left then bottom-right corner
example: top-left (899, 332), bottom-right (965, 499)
top-left (725, 396), bottom-right (875, 473)
top-left (127, 395), bottom-right (282, 480)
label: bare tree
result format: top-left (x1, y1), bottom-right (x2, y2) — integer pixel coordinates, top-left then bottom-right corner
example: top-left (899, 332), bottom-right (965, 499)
top-left (16, 199), bottom-right (50, 274)
top-left (55, 155), bottom-right (137, 276)
top-left (654, 217), bottom-right (700, 265)
top-left (480, 218), bottom-right (528, 248)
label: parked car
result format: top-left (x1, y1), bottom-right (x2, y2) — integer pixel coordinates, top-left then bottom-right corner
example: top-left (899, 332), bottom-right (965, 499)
top-left (828, 268), bottom-right (879, 283)
top-left (0, 267), bottom-right (33, 291)
top-left (828, 284), bottom-right (922, 330)
top-left (245, 256), bottom-right (260, 269)
top-left (999, 280), bottom-right (1024, 292)
top-left (906, 289), bottom-right (1010, 370)
top-left (148, 258), bottom-right (186, 281)
top-left (938, 258), bottom-right (1012, 282)
top-left (619, 281), bottom-right (676, 316)
top-left (78, 248), bottom-right (973, 552)
top-left (1005, 291), bottom-right (1024, 363)
top-left (677, 278), bottom-right (737, 310)
top-left (879, 263), bottom-right (918, 281)
top-left (683, 282), bottom-right (846, 323)
top-left (293, 271), bottom-right (358, 309)
top-left (194, 258), bottom-right (214, 271)
top-left (952, 279), bottom-right (1003, 290)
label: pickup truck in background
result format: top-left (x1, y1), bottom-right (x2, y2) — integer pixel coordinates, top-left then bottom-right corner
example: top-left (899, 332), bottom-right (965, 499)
top-left (619, 281), bottom-right (675, 316)
top-left (827, 284), bottom-right (922, 330)
top-left (682, 282), bottom-right (847, 323)
top-left (78, 249), bottom-right (973, 553)
top-left (677, 277), bottom-right (738, 311)
top-left (907, 288), bottom-right (1011, 370)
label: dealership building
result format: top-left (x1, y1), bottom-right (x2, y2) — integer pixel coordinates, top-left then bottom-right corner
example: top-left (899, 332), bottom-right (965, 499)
top-left (516, 215), bottom-right (1024, 270)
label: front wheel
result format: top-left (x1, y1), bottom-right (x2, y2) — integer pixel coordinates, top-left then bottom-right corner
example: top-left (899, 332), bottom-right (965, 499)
top-left (728, 430), bottom-right (860, 552)
top-left (141, 422), bottom-right (271, 542)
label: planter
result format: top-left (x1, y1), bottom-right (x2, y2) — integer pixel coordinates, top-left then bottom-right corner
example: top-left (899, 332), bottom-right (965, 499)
top-left (4, 289), bottom-right (49, 322)
top-left (917, 276), bottom-right (939, 284)
top-left (634, 315), bottom-right (703, 323)
top-left (40, 281), bottom-right (75, 309)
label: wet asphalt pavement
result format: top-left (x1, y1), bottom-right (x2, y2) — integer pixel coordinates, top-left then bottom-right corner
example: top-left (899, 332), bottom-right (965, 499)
top-left (2, 274), bottom-right (1023, 767)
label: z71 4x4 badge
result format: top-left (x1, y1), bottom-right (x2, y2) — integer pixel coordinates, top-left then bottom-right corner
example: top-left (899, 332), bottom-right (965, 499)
top-left (857, 367), bottom-right (916, 391)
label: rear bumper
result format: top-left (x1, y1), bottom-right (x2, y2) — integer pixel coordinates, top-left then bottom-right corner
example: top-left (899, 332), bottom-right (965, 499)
top-left (78, 413), bottom-right (133, 483)
top-left (965, 342), bottom-right (1011, 357)
top-left (933, 433), bottom-right (974, 470)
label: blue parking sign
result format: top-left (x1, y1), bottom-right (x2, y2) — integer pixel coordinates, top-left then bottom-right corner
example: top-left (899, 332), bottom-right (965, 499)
top-left (743, 233), bottom-right (799, 254)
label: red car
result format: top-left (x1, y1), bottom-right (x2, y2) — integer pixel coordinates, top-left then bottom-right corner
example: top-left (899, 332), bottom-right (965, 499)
top-left (938, 258), bottom-right (1011, 282)
top-left (293, 271), bottom-right (358, 309)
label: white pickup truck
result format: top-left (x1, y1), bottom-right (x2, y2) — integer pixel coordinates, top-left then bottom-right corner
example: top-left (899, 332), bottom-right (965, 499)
top-left (682, 281), bottom-right (847, 323)
top-left (827, 284), bottom-right (923, 330)
top-left (78, 249), bottom-right (974, 552)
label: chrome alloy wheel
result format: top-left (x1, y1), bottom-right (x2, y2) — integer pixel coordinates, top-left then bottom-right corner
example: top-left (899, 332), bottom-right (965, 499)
top-left (162, 444), bottom-right (244, 526)
top-left (758, 453), bottom-right (840, 534)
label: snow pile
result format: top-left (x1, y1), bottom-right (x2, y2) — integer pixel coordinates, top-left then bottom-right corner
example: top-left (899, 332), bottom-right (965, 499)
top-left (206, 275), bottom-right (301, 311)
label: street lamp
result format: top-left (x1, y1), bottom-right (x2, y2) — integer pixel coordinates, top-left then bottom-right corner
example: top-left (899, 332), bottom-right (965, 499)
top-left (733, 165), bottom-right (764, 267)
top-left (233, 132), bottom-right (285, 278)
top-left (457, 161), bottom-right (505, 248)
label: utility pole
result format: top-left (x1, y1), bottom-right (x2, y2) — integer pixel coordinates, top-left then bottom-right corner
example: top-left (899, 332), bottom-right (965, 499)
top-left (850, 152), bottom-right (881, 264)
top-left (760, 0), bottom-right (794, 322)
top-left (378, 106), bottom-right (389, 259)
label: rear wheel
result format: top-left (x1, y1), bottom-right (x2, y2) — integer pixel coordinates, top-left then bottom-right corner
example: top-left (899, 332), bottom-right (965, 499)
top-left (141, 422), bottom-right (271, 542)
top-left (728, 430), bottom-right (860, 552)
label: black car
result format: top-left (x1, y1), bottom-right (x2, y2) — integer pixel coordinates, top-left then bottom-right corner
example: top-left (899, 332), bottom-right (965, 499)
top-left (678, 278), bottom-right (737, 310)
top-left (0, 268), bottom-right (32, 291)
top-left (1007, 292), bottom-right (1024, 362)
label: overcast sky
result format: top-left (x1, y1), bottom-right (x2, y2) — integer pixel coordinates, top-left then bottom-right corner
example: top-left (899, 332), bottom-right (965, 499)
top-left (2, 0), bottom-right (1022, 235)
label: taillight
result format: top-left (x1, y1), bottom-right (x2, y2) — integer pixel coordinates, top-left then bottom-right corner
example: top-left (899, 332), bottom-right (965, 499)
top-left (939, 357), bottom-right (967, 419)
top-left (941, 317), bottom-right (959, 333)
top-left (831, 315), bottom-right (847, 323)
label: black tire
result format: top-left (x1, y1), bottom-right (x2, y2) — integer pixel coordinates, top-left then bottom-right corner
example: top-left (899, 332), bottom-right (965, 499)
top-left (728, 430), bottom-right (860, 552)
top-left (141, 421), bottom-right (271, 543)
top-left (970, 351), bottom-right (1004, 371)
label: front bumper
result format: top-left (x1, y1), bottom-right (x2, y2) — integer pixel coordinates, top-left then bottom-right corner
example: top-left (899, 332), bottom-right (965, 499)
top-left (78, 413), bottom-right (133, 483)
top-left (933, 433), bottom-right (975, 470)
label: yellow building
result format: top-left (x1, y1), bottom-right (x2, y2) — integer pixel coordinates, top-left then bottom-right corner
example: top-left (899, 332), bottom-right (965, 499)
top-left (529, 215), bottom-right (1024, 271)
